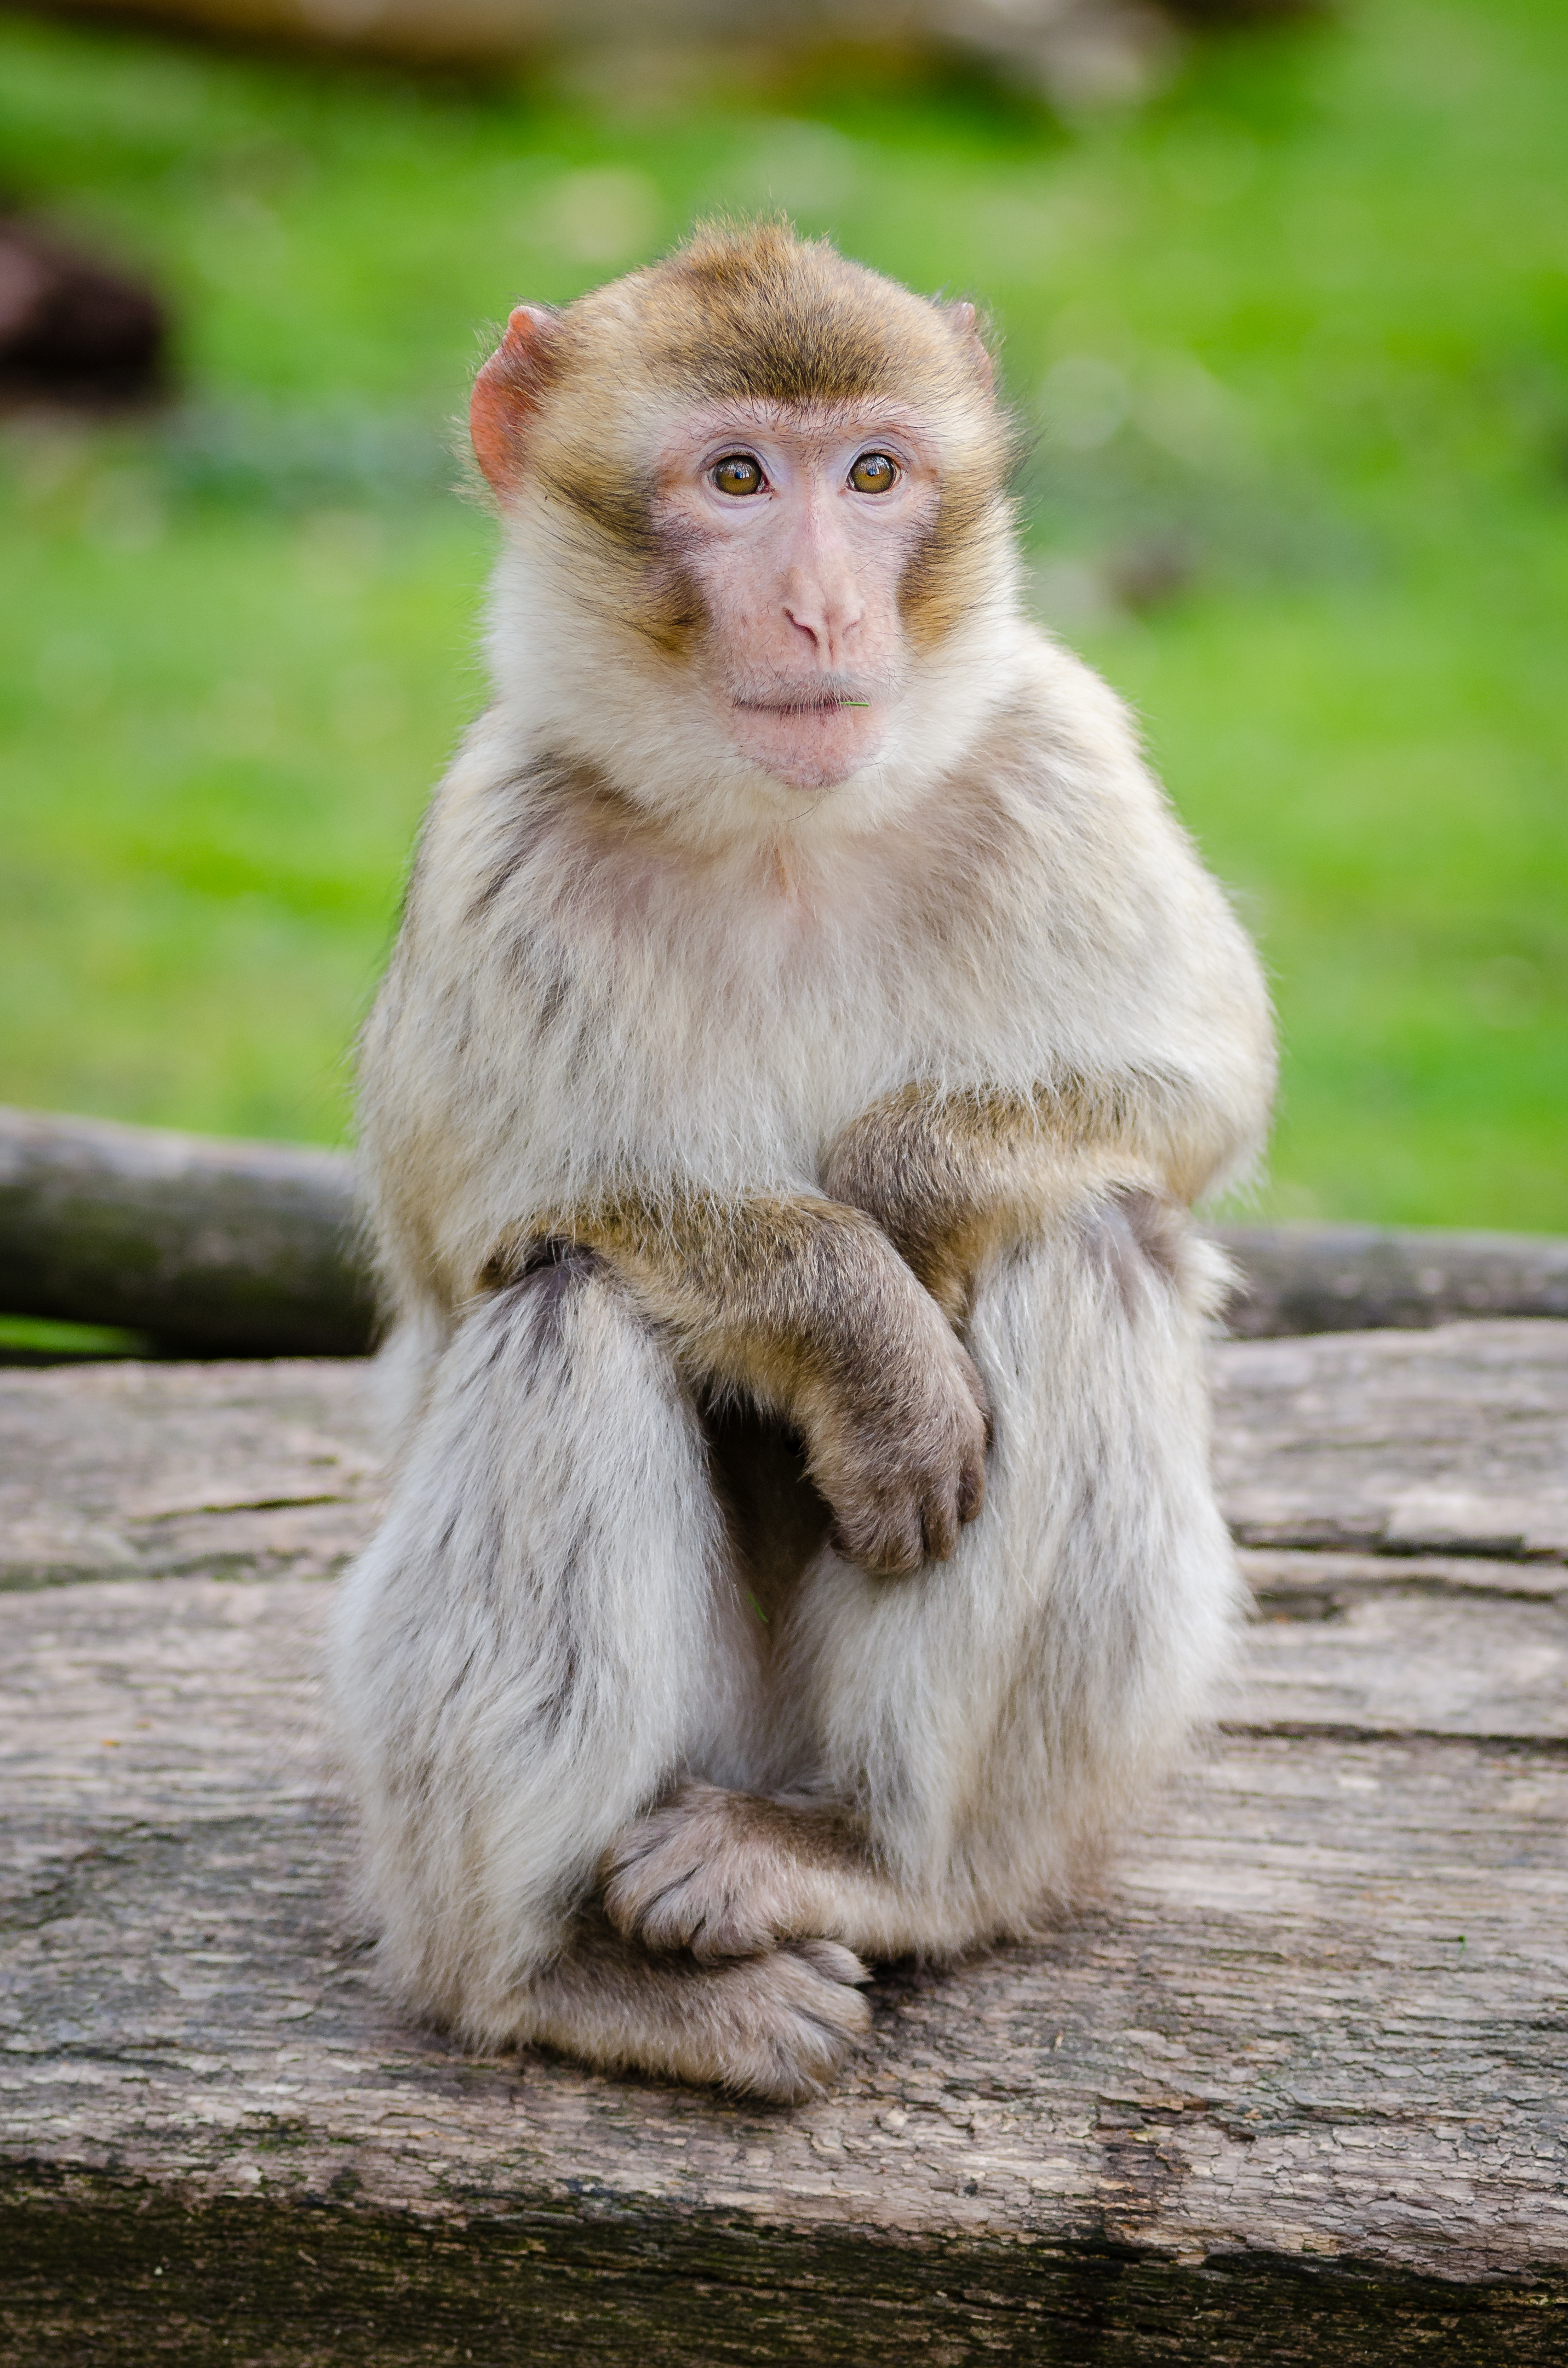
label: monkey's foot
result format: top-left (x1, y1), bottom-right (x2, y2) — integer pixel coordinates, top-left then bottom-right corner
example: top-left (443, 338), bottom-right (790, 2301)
top-left (601, 1781), bottom-right (855, 1963)
top-left (526, 1915), bottom-right (871, 2103)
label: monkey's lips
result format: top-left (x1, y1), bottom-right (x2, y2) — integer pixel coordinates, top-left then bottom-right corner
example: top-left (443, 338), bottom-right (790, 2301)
top-left (725, 684), bottom-right (887, 789)
top-left (733, 692), bottom-right (874, 715)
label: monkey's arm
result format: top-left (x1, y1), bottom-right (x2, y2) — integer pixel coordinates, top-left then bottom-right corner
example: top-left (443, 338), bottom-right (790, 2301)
top-left (500, 1191), bottom-right (989, 1577)
top-left (821, 1079), bottom-right (1240, 1325)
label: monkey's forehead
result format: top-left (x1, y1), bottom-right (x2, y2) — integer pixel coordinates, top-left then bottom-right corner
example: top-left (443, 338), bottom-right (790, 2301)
top-left (647, 394), bottom-right (938, 454)
top-left (535, 323), bottom-right (1003, 483)
top-left (555, 224), bottom-right (992, 419)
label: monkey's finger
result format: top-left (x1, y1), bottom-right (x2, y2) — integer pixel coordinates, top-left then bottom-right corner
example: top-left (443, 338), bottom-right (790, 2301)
top-left (797, 1939), bottom-right (870, 1987)
top-left (957, 1449), bottom-right (986, 1525)
top-left (885, 1500), bottom-right (929, 1574)
top-left (832, 1500), bottom-right (923, 1577)
top-left (956, 1346), bottom-right (994, 1440)
top-left (920, 1479), bottom-right (962, 1564)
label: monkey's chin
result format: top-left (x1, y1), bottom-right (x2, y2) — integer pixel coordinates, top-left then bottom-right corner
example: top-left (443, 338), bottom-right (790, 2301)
top-left (725, 699), bottom-right (888, 792)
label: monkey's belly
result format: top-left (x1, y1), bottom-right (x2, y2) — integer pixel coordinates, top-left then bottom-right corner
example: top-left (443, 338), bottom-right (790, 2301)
top-left (701, 1397), bottom-right (832, 1623)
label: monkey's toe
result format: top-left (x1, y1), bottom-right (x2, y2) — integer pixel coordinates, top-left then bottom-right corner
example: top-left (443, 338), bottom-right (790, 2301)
top-left (601, 1787), bottom-right (785, 1960)
top-left (600, 1782), bottom-right (845, 1962)
top-left (518, 1908), bottom-right (870, 2102)
top-left (715, 1942), bottom-right (872, 2103)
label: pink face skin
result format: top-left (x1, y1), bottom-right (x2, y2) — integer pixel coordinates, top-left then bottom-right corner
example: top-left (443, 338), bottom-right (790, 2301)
top-left (652, 406), bottom-right (942, 792)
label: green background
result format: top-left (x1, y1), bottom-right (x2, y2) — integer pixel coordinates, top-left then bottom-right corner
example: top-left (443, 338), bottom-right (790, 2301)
top-left (1, 0), bottom-right (1564, 1229)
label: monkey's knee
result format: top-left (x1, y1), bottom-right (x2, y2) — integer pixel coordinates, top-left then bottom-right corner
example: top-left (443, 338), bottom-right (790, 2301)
top-left (478, 1235), bottom-right (604, 1344)
top-left (460, 1234), bottom-right (680, 1428)
top-left (485, 1231), bottom-right (600, 1294)
top-left (1073, 1182), bottom-right (1228, 1327)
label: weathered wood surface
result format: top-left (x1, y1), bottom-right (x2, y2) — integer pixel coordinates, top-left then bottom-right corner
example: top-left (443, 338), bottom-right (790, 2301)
top-left (3, 1321), bottom-right (1567, 2361)
top-left (7, 1104), bottom-right (1568, 1357)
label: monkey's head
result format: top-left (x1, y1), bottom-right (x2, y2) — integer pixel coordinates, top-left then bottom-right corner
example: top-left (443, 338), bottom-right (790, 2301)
top-left (471, 222), bottom-right (1020, 828)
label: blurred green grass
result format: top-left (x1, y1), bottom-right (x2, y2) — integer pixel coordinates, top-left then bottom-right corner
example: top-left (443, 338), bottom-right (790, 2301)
top-left (0, 0), bottom-right (1564, 1224)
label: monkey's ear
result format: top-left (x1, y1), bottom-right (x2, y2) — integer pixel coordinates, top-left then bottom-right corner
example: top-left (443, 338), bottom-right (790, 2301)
top-left (945, 299), bottom-right (994, 396)
top-left (471, 304), bottom-right (560, 496)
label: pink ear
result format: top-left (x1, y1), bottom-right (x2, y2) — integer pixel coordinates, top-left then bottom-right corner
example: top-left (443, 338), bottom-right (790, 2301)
top-left (470, 304), bottom-right (559, 495)
top-left (946, 299), bottom-right (994, 395)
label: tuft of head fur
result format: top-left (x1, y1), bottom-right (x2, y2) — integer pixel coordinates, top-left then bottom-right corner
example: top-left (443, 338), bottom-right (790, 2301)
top-left (610, 218), bottom-right (997, 410)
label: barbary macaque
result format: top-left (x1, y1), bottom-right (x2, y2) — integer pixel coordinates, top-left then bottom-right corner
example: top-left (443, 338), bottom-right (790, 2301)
top-left (331, 222), bottom-right (1275, 2101)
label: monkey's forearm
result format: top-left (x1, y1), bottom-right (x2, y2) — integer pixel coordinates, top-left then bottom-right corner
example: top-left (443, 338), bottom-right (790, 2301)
top-left (821, 1081), bottom-right (1217, 1322)
top-left (505, 1190), bottom-right (989, 1574)
top-left (537, 1191), bottom-right (908, 1401)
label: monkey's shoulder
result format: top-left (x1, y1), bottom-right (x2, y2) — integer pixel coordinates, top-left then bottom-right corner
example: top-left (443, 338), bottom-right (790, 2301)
top-left (935, 642), bottom-right (1232, 930)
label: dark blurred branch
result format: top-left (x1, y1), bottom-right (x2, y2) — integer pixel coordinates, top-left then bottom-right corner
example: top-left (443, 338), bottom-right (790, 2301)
top-left (15, 0), bottom-right (1325, 94)
top-left (3, 1105), bottom-right (1565, 1360)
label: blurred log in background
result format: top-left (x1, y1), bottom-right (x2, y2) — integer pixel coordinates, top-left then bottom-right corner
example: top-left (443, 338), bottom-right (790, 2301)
top-left (19, 0), bottom-right (1319, 111)
top-left (4, 1105), bottom-right (1565, 1363)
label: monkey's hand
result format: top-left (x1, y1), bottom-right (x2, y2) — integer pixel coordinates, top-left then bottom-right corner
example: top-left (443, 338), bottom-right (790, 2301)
top-left (796, 1284), bottom-right (991, 1575)
top-left (529, 1190), bottom-right (990, 1577)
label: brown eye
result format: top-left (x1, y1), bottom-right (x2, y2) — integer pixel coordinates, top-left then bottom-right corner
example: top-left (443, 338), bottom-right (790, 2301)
top-left (712, 454), bottom-right (765, 497)
top-left (849, 451), bottom-right (898, 494)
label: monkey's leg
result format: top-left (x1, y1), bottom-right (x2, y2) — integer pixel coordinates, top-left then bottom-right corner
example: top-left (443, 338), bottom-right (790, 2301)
top-left (330, 1247), bottom-right (869, 2093)
top-left (603, 1189), bottom-right (1241, 1964)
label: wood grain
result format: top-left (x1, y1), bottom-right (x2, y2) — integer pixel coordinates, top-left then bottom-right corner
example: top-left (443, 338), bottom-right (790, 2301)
top-left (3, 1323), bottom-right (1567, 2361)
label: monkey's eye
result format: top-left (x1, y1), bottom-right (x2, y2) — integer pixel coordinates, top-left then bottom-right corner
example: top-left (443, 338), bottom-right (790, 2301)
top-left (848, 451), bottom-right (899, 494)
top-left (712, 454), bottom-right (765, 497)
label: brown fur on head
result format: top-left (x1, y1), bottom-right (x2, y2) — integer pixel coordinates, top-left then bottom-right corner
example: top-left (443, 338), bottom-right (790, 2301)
top-left (470, 220), bottom-right (1015, 663)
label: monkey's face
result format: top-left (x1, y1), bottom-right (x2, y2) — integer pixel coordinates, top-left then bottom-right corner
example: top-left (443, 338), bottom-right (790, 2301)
top-left (651, 404), bottom-right (938, 791)
top-left (471, 228), bottom-right (1018, 829)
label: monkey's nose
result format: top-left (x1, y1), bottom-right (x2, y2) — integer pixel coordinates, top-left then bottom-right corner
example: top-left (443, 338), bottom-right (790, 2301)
top-left (782, 575), bottom-right (865, 666)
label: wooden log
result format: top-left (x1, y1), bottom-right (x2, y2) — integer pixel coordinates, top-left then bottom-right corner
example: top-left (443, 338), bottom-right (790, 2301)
top-left (0, 1105), bottom-right (375, 1358)
top-left (1218, 1220), bottom-right (1568, 1338)
top-left (5, 1104), bottom-right (1568, 1358)
top-left (2, 1321), bottom-right (1567, 2359)
top-left (20, 0), bottom-right (1249, 78)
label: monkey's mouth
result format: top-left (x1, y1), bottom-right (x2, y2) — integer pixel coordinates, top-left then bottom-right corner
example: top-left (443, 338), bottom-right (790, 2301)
top-left (723, 679), bottom-right (891, 788)
top-left (733, 693), bottom-right (875, 715)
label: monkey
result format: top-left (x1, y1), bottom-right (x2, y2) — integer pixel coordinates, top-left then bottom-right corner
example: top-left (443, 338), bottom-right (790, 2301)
top-left (329, 221), bottom-right (1275, 2103)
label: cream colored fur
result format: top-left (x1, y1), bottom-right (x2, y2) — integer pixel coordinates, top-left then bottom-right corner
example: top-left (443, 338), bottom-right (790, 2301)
top-left (332, 413), bottom-right (1275, 2098)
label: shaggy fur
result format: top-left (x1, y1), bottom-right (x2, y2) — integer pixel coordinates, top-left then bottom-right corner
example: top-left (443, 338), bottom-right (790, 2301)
top-left (332, 223), bottom-right (1276, 2102)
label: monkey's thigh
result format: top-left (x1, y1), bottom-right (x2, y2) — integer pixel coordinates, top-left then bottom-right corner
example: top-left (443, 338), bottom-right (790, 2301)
top-left (782, 1199), bottom-right (1239, 1920)
top-left (330, 1249), bottom-right (756, 2033)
